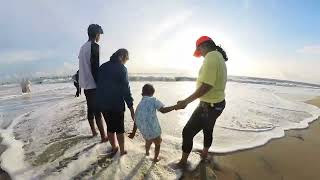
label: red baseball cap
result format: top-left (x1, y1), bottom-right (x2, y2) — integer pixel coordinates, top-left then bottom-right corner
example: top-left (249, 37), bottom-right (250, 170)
top-left (193, 36), bottom-right (212, 57)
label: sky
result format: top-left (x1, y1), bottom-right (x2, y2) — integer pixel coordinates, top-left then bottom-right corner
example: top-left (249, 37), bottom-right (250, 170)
top-left (0, 0), bottom-right (319, 83)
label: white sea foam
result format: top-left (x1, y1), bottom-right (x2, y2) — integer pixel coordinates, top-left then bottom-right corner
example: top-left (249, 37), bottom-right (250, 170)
top-left (0, 80), bottom-right (319, 179)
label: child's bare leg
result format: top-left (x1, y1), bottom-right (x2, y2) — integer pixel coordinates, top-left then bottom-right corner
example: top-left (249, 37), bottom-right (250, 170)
top-left (145, 140), bottom-right (152, 156)
top-left (153, 136), bottom-right (162, 162)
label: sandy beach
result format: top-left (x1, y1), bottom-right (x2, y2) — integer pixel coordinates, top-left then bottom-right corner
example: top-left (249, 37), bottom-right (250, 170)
top-left (183, 96), bottom-right (320, 180)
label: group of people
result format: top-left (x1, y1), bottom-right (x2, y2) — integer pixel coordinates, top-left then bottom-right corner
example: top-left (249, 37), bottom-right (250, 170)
top-left (77, 24), bottom-right (228, 168)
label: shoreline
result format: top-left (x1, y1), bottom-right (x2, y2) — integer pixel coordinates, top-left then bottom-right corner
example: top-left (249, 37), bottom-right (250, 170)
top-left (1, 97), bottom-right (319, 180)
top-left (182, 96), bottom-right (320, 180)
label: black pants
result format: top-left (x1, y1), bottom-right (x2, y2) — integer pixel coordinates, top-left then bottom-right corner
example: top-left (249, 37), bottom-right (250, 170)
top-left (74, 82), bottom-right (80, 97)
top-left (84, 89), bottom-right (102, 121)
top-left (102, 111), bottom-right (125, 133)
top-left (182, 100), bottom-right (226, 153)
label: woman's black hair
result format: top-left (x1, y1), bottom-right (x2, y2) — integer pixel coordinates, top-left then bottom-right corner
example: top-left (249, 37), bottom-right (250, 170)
top-left (202, 40), bottom-right (228, 61)
top-left (110, 48), bottom-right (129, 62)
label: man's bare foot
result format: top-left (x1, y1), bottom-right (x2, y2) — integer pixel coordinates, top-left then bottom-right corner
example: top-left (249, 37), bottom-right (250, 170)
top-left (120, 150), bottom-right (127, 156)
top-left (100, 147), bottom-right (118, 158)
top-left (100, 136), bottom-right (108, 143)
top-left (107, 147), bottom-right (118, 154)
top-left (112, 147), bottom-right (119, 153)
top-left (200, 149), bottom-right (208, 160)
top-left (174, 160), bottom-right (187, 169)
top-left (153, 157), bottom-right (161, 163)
top-left (92, 132), bottom-right (98, 137)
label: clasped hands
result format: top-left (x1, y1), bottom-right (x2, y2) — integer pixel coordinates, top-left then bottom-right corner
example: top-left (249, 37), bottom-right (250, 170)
top-left (174, 99), bottom-right (188, 110)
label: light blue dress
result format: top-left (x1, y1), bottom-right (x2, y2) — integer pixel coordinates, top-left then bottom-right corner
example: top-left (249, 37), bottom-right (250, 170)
top-left (135, 96), bottom-right (164, 140)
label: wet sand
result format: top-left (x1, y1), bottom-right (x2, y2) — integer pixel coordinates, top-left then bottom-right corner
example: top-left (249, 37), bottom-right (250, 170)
top-left (183, 97), bottom-right (320, 180)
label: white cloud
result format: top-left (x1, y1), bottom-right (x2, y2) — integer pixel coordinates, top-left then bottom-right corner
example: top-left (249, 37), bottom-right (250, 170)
top-left (297, 45), bottom-right (320, 54)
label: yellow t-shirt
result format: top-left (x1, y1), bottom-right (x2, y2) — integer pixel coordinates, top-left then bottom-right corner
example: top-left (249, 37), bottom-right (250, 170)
top-left (197, 51), bottom-right (227, 103)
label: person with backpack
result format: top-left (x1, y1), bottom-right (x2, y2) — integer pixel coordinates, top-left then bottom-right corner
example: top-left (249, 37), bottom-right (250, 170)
top-left (72, 70), bottom-right (81, 97)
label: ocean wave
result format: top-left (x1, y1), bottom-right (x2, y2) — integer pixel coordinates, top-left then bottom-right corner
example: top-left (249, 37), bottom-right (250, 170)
top-left (1, 75), bottom-right (320, 89)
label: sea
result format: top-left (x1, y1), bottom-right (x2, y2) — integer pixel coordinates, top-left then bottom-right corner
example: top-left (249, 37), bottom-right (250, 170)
top-left (0, 75), bottom-right (320, 179)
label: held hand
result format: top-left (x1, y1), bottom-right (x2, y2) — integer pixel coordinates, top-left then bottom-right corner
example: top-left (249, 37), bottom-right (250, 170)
top-left (128, 132), bottom-right (135, 139)
top-left (129, 123), bottom-right (137, 139)
top-left (175, 100), bottom-right (188, 110)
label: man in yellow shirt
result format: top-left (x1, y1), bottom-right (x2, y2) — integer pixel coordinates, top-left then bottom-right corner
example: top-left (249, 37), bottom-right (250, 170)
top-left (175, 36), bottom-right (228, 168)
